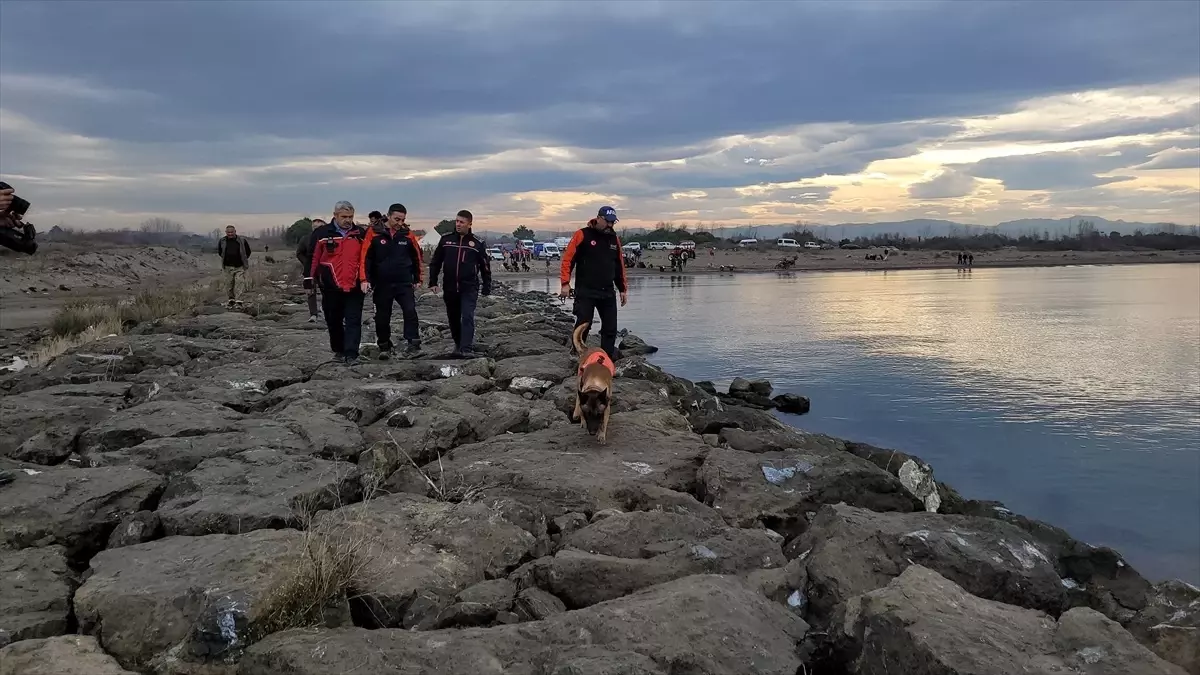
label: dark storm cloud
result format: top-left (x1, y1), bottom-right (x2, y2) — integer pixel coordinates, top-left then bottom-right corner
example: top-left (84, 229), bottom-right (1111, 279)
top-left (964, 147), bottom-right (1157, 191)
top-left (2, 0), bottom-right (1196, 152)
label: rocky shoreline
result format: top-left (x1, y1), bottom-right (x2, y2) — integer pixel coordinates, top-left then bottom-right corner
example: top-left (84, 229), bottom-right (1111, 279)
top-left (0, 263), bottom-right (1195, 675)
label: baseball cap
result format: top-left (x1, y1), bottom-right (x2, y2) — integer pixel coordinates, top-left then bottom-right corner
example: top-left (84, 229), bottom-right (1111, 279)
top-left (598, 206), bottom-right (619, 223)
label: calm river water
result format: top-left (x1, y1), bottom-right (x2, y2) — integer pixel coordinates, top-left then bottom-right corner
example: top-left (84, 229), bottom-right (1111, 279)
top-left (512, 263), bottom-right (1200, 583)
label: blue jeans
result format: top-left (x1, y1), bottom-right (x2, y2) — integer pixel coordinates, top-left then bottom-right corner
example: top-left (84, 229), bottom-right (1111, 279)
top-left (444, 286), bottom-right (479, 350)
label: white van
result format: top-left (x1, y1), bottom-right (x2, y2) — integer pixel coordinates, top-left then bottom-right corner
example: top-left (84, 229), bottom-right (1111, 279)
top-left (647, 241), bottom-right (672, 250)
top-left (776, 238), bottom-right (800, 248)
top-left (622, 241), bottom-right (642, 252)
top-left (803, 241), bottom-right (821, 249)
top-left (738, 239), bottom-right (759, 248)
top-left (553, 237), bottom-right (570, 249)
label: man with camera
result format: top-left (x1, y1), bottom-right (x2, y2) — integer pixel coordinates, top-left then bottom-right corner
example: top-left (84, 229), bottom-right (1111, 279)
top-left (0, 182), bottom-right (37, 255)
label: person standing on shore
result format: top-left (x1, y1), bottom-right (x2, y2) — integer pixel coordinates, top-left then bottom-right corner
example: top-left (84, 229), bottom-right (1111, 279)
top-left (296, 218), bottom-right (325, 322)
top-left (560, 206), bottom-right (628, 361)
top-left (309, 201), bottom-right (369, 365)
top-left (428, 209), bottom-right (491, 358)
top-left (360, 203), bottom-right (423, 359)
top-left (217, 225), bottom-right (252, 308)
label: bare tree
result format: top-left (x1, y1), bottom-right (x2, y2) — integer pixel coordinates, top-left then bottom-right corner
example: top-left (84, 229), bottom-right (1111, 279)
top-left (139, 217), bottom-right (184, 233)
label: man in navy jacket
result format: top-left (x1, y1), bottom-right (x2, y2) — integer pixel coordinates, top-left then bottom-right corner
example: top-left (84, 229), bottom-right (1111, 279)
top-left (428, 209), bottom-right (491, 358)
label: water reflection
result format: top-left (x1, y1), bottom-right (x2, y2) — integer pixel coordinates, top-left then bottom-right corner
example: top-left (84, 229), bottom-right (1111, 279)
top-left (521, 264), bottom-right (1200, 582)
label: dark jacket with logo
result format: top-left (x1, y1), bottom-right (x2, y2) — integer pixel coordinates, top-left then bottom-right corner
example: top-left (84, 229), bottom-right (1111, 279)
top-left (359, 226), bottom-right (423, 285)
top-left (429, 231), bottom-right (491, 295)
top-left (218, 236), bottom-right (251, 268)
top-left (309, 222), bottom-right (369, 293)
top-left (560, 220), bottom-right (627, 298)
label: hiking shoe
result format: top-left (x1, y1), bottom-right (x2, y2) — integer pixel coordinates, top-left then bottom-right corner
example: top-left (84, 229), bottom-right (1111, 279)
top-left (403, 342), bottom-right (422, 356)
top-left (307, 315), bottom-right (318, 323)
top-left (343, 356), bottom-right (360, 367)
top-left (458, 347), bottom-right (481, 359)
top-left (378, 349), bottom-right (393, 361)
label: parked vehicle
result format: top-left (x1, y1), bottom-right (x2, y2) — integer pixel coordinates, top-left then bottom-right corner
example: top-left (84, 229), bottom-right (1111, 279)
top-left (678, 240), bottom-right (696, 250)
top-left (553, 237), bottom-right (571, 249)
top-left (803, 241), bottom-right (821, 249)
top-left (738, 239), bottom-right (759, 248)
top-left (486, 247), bottom-right (505, 261)
top-left (520, 239), bottom-right (535, 249)
top-left (647, 241), bottom-right (672, 250)
top-left (622, 241), bottom-right (642, 252)
top-left (776, 238), bottom-right (800, 248)
top-left (533, 242), bottom-right (561, 260)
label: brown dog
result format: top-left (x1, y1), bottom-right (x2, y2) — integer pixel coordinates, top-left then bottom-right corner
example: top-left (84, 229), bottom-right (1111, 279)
top-left (571, 322), bottom-right (614, 443)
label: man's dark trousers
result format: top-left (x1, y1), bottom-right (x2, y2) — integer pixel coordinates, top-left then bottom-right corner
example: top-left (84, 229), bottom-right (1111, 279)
top-left (321, 289), bottom-right (364, 358)
top-left (444, 287), bottom-right (479, 351)
top-left (374, 282), bottom-right (418, 351)
top-left (573, 293), bottom-right (618, 360)
top-left (301, 263), bottom-right (320, 317)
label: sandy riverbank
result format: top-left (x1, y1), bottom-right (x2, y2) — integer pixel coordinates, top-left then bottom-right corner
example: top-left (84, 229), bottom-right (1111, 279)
top-left (493, 247), bottom-right (1200, 280)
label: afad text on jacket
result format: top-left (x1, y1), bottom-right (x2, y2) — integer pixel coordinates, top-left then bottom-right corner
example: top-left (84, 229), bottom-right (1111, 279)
top-left (309, 222), bottom-right (369, 292)
top-left (359, 226), bottom-right (424, 285)
top-left (429, 231), bottom-right (492, 295)
top-left (560, 220), bottom-right (627, 298)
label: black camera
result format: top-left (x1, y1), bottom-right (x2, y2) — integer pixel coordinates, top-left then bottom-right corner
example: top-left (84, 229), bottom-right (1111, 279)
top-left (0, 181), bottom-right (30, 219)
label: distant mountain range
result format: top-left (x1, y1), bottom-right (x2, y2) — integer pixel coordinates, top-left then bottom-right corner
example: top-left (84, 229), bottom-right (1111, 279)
top-left (620, 216), bottom-right (1199, 240)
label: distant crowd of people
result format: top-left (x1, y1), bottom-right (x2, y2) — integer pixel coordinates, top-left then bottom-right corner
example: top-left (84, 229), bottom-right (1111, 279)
top-left (217, 203), bottom-right (631, 366)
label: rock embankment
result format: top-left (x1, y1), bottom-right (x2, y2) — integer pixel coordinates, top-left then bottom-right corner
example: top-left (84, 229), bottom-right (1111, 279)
top-left (0, 263), bottom-right (1195, 675)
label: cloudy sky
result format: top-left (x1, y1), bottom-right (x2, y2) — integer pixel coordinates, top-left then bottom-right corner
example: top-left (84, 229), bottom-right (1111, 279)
top-left (1, 1), bottom-right (1198, 234)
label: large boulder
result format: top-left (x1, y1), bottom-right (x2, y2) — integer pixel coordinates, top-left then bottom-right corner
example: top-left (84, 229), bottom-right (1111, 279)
top-left (78, 400), bottom-right (243, 454)
top-left (1127, 580), bottom-right (1200, 674)
top-left (276, 399), bottom-right (365, 460)
top-left (0, 464), bottom-right (163, 558)
top-left (514, 511), bottom-right (785, 608)
top-left (796, 504), bottom-right (1068, 624)
top-left (696, 446), bottom-right (919, 536)
top-left (493, 353), bottom-right (576, 386)
top-left (0, 384), bottom-right (132, 464)
top-left (0, 635), bottom-right (139, 675)
top-left (85, 418), bottom-right (314, 475)
top-left (311, 494), bottom-right (536, 628)
top-left (241, 575), bottom-right (809, 675)
top-left (157, 450), bottom-right (362, 536)
top-left (73, 529), bottom-right (315, 673)
top-left (834, 565), bottom-right (1186, 675)
top-left (431, 411), bottom-right (712, 522)
top-left (0, 546), bottom-right (74, 642)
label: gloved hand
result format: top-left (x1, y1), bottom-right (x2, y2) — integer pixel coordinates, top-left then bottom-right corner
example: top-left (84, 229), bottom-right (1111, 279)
top-left (302, 277), bottom-right (313, 290)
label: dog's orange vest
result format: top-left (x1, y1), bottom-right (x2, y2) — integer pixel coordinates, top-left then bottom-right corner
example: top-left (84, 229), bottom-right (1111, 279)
top-left (578, 351), bottom-right (615, 377)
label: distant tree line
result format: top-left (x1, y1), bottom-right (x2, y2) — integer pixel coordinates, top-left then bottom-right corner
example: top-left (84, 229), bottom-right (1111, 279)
top-left (834, 221), bottom-right (1200, 251)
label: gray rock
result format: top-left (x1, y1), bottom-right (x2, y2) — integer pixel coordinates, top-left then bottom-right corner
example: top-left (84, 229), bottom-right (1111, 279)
top-left (494, 353), bottom-right (576, 385)
top-left (772, 393), bottom-right (811, 414)
top-left (843, 440), bottom-right (945, 512)
top-left (277, 399), bottom-right (365, 460)
top-left (836, 565), bottom-right (1185, 675)
top-left (105, 510), bottom-right (162, 549)
top-left (729, 376), bottom-right (772, 397)
top-left (310, 494), bottom-right (536, 628)
top-left (86, 419), bottom-right (313, 474)
top-left (0, 389), bottom-right (127, 464)
top-left (687, 402), bottom-right (790, 435)
top-left (797, 504), bottom-right (1068, 625)
top-left (78, 400), bottom-right (243, 454)
top-left (0, 546), bottom-right (74, 643)
top-left (242, 575), bottom-right (809, 675)
top-left (550, 512), bottom-right (589, 537)
top-left (432, 412), bottom-right (710, 522)
top-left (718, 426), bottom-right (843, 455)
top-left (0, 635), bottom-right (139, 675)
top-left (455, 579), bottom-right (516, 613)
top-left (0, 464), bottom-right (163, 558)
top-left (157, 449), bottom-right (362, 536)
top-left (73, 529), bottom-right (314, 673)
top-left (514, 587), bottom-right (567, 621)
top-left (696, 446), bottom-right (920, 536)
top-left (1127, 580), bottom-right (1200, 674)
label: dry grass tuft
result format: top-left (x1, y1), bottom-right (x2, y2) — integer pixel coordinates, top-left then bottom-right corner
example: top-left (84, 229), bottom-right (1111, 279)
top-left (254, 468), bottom-right (384, 638)
top-left (32, 266), bottom-right (275, 370)
top-left (387, 431), bottom-right (487, 503)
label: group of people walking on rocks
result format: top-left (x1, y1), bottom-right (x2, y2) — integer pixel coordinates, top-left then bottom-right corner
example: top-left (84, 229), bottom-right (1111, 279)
top-left (281, 201), bottom-right (629, 366)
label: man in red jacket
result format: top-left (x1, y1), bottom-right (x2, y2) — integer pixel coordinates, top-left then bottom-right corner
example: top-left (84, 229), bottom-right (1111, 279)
top-left (308, 200), bottom-right (369, 365)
